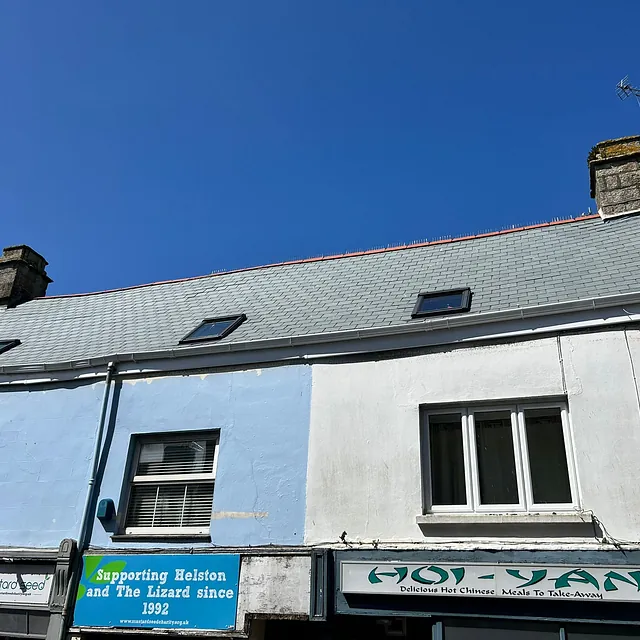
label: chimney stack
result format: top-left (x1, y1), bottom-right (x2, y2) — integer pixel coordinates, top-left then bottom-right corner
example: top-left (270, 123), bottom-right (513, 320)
top-left (0, 245), bottom-right (52, 307)
top-left (589, 135), bottom-right (640, 219)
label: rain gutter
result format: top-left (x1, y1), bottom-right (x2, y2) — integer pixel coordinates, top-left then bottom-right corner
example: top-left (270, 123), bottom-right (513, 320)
top-left (2, 291), bottom-right (640, 377)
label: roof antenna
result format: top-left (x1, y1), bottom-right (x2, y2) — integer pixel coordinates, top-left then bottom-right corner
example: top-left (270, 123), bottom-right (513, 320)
top-left (616, 75), bottom-right (640, 107)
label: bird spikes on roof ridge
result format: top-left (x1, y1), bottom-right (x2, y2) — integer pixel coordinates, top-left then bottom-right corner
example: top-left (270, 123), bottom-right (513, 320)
top-left (43, 213), bottom-right (598, 300)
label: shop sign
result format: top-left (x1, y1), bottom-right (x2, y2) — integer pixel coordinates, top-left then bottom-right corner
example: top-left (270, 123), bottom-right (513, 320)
top-left (74, 554), bottom-right (240, 631)
top-left (0, 565), bottom-right (53, 605)
top-left (341, 561), bottom-right (640, 603)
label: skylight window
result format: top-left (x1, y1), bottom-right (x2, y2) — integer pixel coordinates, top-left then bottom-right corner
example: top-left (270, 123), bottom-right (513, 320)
top-left (179, 314), bottom-right (246, 344)
top-left (0, 340), bottom-right (20, 355)
top-left (411, 288), bottom-right (471, 318)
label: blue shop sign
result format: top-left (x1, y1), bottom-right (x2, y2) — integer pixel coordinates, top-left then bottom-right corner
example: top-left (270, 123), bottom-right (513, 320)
top-left (74, 554), bottom-right (240, 631)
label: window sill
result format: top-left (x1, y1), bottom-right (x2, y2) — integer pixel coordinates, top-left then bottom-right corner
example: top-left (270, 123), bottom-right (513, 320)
top-left (416, 512), bottom-right (589, 525)
top-left (111, 534), bottom-right (212, 543)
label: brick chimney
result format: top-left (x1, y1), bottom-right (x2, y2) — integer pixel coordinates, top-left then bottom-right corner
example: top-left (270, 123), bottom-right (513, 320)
top-left (0, 245), bottom-right (52, 307)
top-left (589, 135), bottom-right (640, 219)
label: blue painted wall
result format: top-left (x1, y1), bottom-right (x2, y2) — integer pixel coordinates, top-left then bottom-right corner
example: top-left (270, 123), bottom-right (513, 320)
top-left (92, 364), bottom-right (311, 547)
top-left (0, 382), bottom-right (104, 547)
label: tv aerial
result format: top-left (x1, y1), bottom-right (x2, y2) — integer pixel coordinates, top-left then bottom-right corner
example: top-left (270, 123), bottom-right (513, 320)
top-left (616, 76), bottom-right (640, 106)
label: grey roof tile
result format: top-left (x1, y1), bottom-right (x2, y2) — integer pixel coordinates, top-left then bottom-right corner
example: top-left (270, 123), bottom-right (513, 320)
top-left (0, 216), bottom-right (639, 368)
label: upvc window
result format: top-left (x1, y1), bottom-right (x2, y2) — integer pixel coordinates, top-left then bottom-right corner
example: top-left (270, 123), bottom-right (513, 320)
top-left (421, 403), bottom-right (578, 513)
top-left (123, 433), bottom-right (218, 536)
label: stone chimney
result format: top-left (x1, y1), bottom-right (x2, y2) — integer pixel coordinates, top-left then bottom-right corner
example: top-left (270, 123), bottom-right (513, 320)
top-left (589, 135), bottom-right (640, 219)
top-left (0, 245), bottom-right (52, 307)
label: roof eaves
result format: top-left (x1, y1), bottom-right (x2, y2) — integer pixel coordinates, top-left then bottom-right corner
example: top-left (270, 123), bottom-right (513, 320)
top-left (1, 288), bottom-right (637, 377)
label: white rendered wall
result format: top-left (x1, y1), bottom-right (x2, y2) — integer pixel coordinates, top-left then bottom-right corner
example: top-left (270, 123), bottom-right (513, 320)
top-left (306, 337), bottom-right (565, 543)
top-left (561, 329), bottom-right (640, 542)
top-left (305, 332), bottom-right (640, 544)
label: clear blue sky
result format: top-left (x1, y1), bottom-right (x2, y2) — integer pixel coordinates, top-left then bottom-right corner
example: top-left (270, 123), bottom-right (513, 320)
top-left (2, 1), bottom-right (639, 295)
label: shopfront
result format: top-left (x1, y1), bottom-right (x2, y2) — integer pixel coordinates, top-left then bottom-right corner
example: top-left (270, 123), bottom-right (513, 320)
top-left (294, 549), bottom-right (640, 640)
top-left (0, 560), bottom-right (53, 640)
top-left (0, 540), bottom-right (75, 640)
top-left (70, 550), bottom-right (314, 639)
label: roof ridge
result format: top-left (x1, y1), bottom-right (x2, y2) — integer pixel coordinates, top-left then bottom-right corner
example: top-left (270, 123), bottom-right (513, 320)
top-left (40, 214), bottom-right (600, 301)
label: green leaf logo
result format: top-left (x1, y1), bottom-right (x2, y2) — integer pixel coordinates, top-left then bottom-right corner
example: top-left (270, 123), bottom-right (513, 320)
top-left (83, 556), bottom-right (103, 580)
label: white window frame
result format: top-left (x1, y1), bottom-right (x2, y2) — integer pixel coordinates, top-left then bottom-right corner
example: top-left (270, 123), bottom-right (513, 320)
top-left (123, 432), bottom-right (219, 536)
top-left (423, 402), bottom-right (579, 514)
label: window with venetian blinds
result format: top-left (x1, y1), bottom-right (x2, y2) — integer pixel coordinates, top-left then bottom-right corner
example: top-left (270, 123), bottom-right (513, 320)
top-left (124, 434), bottom-right (218, 535)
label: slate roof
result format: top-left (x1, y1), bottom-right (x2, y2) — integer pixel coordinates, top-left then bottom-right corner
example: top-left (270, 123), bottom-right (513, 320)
top-left (1, 214), bottom-right (639, 369)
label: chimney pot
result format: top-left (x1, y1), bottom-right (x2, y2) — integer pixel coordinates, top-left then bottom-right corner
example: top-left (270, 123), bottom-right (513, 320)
top-left (0, 245), bottom-right (52, 307)
top-left (589, 135), bottom-right (640, 219)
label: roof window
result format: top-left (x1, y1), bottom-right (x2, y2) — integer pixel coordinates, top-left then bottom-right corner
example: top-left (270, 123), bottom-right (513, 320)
top-left (411, 288), bottom-right (471, 318)
top-left (0, 339), bottom-right (20, 355)
top-left (179, 314), bottom-right (246, 344)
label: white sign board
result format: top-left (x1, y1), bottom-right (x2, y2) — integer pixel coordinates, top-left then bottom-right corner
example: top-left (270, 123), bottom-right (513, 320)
top-left (0, 566), bottom-right (53, 606)
top-left (341, 561), bottom-right (640, 603)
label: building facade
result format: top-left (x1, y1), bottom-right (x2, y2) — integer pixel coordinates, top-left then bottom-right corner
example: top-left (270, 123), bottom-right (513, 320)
top-left (1, 135), bottom-right (640, 640)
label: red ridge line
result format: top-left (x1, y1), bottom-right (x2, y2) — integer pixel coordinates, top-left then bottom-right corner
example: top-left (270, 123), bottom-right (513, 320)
top-left (40, 215), bottom-right (600, 300)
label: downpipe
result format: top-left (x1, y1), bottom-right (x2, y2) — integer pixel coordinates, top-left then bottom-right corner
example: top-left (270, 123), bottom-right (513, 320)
top-left (78, 361), bottom-right (117, 550)
top-left (58, 361), bottom-right (117, 640)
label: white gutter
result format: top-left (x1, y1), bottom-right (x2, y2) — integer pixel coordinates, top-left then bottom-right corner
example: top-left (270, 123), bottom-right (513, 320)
top-left (2, 291), bottom-right (640, 377)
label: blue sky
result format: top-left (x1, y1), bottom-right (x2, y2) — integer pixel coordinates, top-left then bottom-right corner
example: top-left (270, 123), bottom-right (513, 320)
top-left (2, 1), bottom-right (639, 295)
